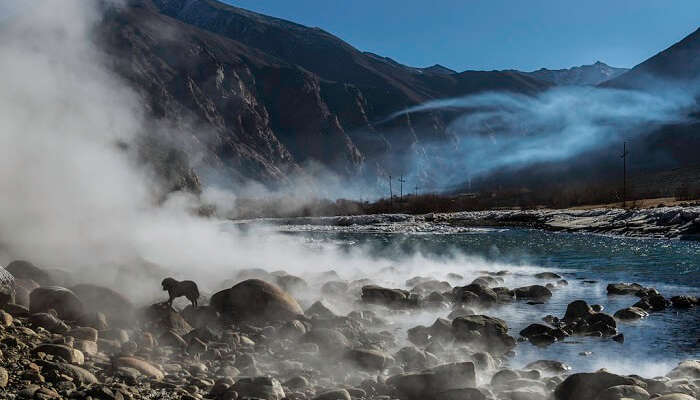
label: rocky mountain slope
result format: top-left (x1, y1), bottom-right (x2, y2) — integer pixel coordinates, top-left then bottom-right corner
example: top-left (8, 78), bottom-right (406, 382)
top-left (524, 61), bottom-right (628, 86)
top-left (97, 0), bottom-right (551, 186)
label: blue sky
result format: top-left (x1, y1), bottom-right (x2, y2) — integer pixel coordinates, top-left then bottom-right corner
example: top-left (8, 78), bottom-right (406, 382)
top-left (226, 0), bottom-right (699, 71)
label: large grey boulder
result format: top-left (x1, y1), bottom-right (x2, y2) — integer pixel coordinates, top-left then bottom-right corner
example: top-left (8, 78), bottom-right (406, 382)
top-left (387, 362), bottom-right (476, 399)
top-left (210, 279), bottom-right (303, 322)
top-left (452, 315), bottom-right (515, 354)
top-left (70, 284), bottom-right (135, 327)
top-left (29, 286), bottom-right (84, 321)
top-left (6, 260), bottom-right (52, 286)
top-left (554, 371), bottom-right (642, 400)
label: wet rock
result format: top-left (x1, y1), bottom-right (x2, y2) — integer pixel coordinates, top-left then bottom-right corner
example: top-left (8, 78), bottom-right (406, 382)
top-left (595, 384), bottom-right (650, 400)
top-left (670, 296), bottom-right (698, 309)
top-left (493, 287), bottom-right (516, 302)
top-left (471, 352), bottom-right (497, 371)
top-left (448, 305), bottom-right (476, 319)
top-left (388, 362), bottom-right (476, 399)
top-left (529, 333), bottom-right (557, 346)
top-left (301, 328), bottom-right (350, 355)
top-left (650, 395), bottom-right (695, 400)
top-left (29, 286), bottom-right (84, 321)
top-left (412, 280), bottom-right (452, 294)
top-left (514, 285), bottom-right (552, 300)
top-left (613, 307), bottom-right (649, 321)
top-left (607, 283), bottom-right (646, 296)
top-left (6, 260), bottom-right (53, 285)
top-left (231, 376), bottom-right (285, 400)
top-left (564, 300), bottom-right (595, 321)
top-left (395, 346), bottom-right (435, 371)
top-left (667, 360), bottom-right (700, 380)
top-left (29, 312), bottom-right (69, 333)
top-left (33, 344), bottom-right (84, 365)
top-left (554, 371), bottom-right (641, 400)
top-left (70, 284), bottom-right (135, 327)
top-left (345, 348), bottom-right (394, 370)
top-left (305, 301), bottom-right (337, 318)
top-left (210, 279), bottom-right (303, 322)
top-left (67, 326), bottom-right (98, 342)
top-left (454, 284), bottom-right (499, 306)
top-left (633, 294), bottom-right (670, 311)
top-left (142, 302), bottom-right (193, 337)
top-left (49, 362), bottom-right (99, 385)
top-left (312, 388), bottom-right (351, 400)
top-left (275, 273), bottom-right (309, 294)
top-left (361, 285), bottom-right (413, 308)
top-left (524, 360), bottom-right (571, 375)
top-left (519, 324), bottom-right (556, 339)
top-left (534, 272), bottom-right (562, 279)
top-left (437, 388), bottom-right (487, 400)
top-left (452, 315), bottom-right (515, 354)
top-left (278, 319), bottom-right (307, 339)
top-left (492, 369), bottom-right (519, 387)
top-left (115, 357), bottom-right (165, 380)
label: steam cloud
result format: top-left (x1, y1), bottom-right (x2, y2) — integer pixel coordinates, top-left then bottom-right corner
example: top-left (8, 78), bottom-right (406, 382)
top-left (385, 82), bottom-right (699, 190)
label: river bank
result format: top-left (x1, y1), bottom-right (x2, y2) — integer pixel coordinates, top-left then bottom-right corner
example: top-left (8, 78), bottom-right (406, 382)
top-left (245, 206), bottom-right (700, 240)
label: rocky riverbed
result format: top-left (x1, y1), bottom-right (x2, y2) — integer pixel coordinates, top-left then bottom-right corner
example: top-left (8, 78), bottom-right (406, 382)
top-left (0, 258), bottom-right (698, 400)
top-left (248, 206), bottom-right (700, 240)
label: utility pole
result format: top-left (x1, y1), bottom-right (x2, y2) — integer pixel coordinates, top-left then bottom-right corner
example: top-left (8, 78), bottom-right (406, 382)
top-left (414, 185), bottom-right (418, 197)
top-left (398, 175), bottom-right (406, 200)
top-left (388, 175), bottom-right (393, 204)
top-left (621, 141), bottom-right (629, 208)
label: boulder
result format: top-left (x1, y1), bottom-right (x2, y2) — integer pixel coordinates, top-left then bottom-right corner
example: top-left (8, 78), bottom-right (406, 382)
top-left (300, 329), bottom-right (350, 355)
top-left (345, 348), bottom-right (394, 370)
top-left (32, 344), bottom-right (84, 365)
top-left (564, 300), bottom-right (595, 321)
top-left (633, 294), bottom-right (670, 311)
top-left (534, 272), bottom-right (562, 279)
top-left (275, 274), bottom-right (309, 294)
top-left (313, 389), bottom-right (351, 400)
top-left (514, 285), bottom-right (552, 300)
top-left (524, 360), bottom-right (571, 375)
top-left (140, 303), bottom-right (193, 337)
top-left (210, 279), bottom-right (303, 322)
top-left (595, 384), bottom-right (650, 400)
top-left (231, 376), bottom-right (285, 400)
top-left (6, 260), bottom-right (52, 285)
top-left (653, 395), bottom-right (696, 400)
top-left (70, 284), bottom-right (135, 327)
top-left (452, 315), bottom-right (515, 354)
top-left (388, 362), bottom-right (476, 399)
top-left (607, 283), bottom-right (646, 296)
top-left (412, 280), bottom-right (452, 294)
top-left (29, 312), bottom-right (69, 333)
top-left (305, 301), bottom-right (337, 318)
top-left (29, 286), bottom-right (84, 321)
top-left (47, 362), bottom-right (99, 385)
top-left (361, 285), bottom-right (412, 307)
top-left (613, 307), bottom-right (649, 321)
top-left (667, 360), bottom-right (700, 380)
top-left (519, 324), bottom-right (556, 339)
top-left (554, 371), bottom-right (641, 400)
top-left (453, 284), bottom-right (498, 306)
top-left (114, 357), bottom-right (164, 380)
top-left (670, 296), bottom-right (698, 309)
